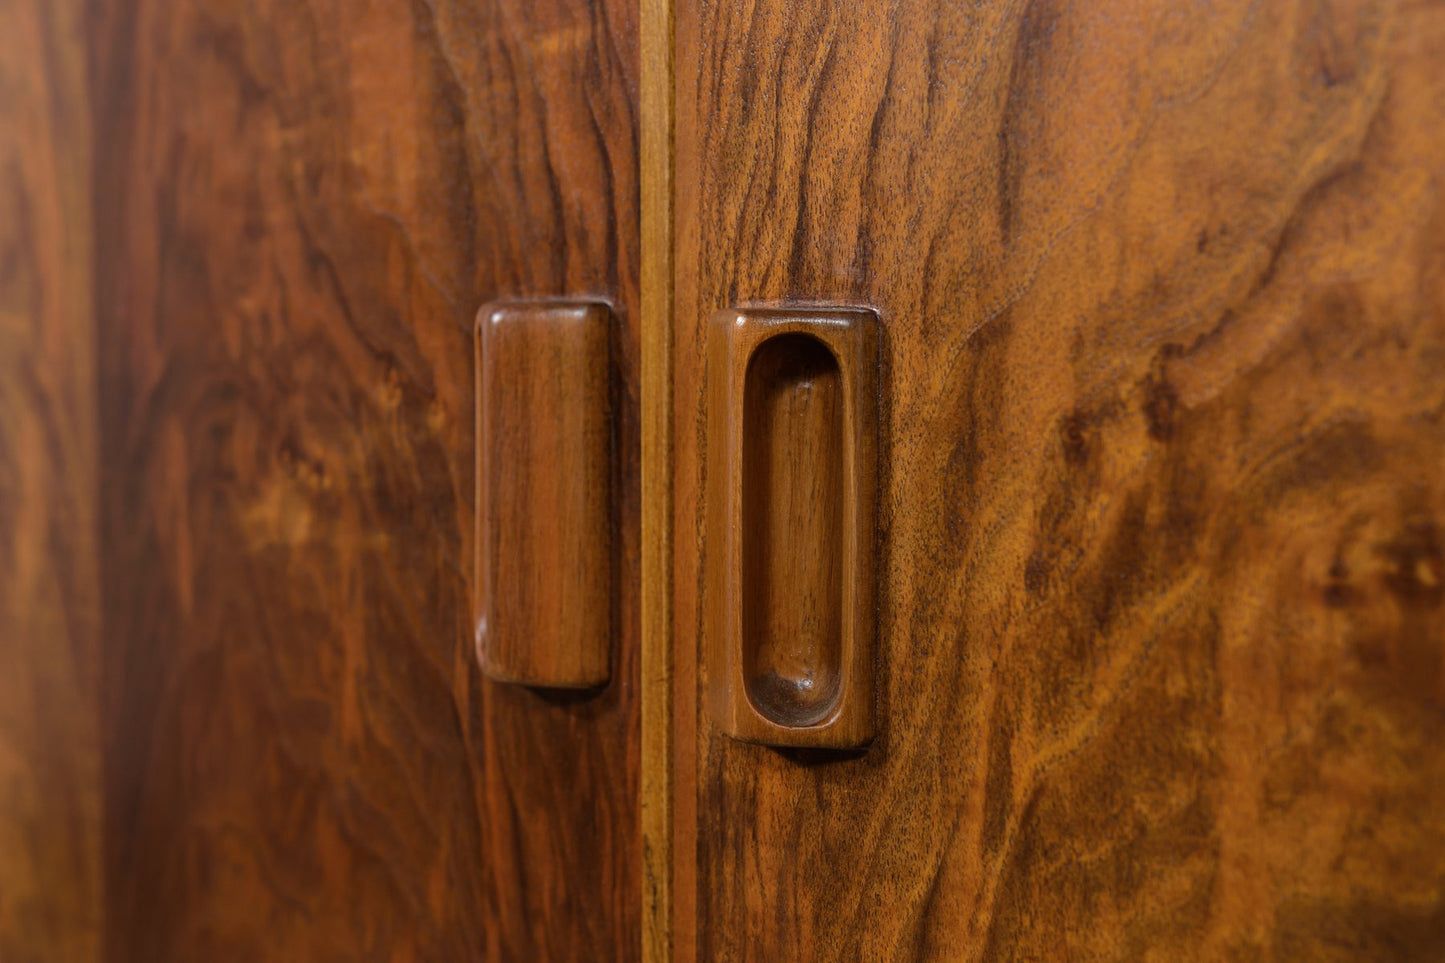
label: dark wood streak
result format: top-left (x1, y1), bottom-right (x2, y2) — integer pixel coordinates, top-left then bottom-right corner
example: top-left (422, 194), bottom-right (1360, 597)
top-left (0, 1), bottom-right (103, 959)
top-left (674, 0), bottom-right (1445, 958)
top-left (89, 0), bottom-right (640, 957)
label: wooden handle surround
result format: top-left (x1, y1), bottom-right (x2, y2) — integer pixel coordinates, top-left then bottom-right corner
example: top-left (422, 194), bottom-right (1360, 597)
top-left (475, 300), bottom-right (613, 689)
top-left (707, 307), bottom-right (880, 748)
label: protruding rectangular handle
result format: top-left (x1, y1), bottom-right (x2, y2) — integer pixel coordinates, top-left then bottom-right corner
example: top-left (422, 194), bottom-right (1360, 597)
top-left (475, 300), bottom-right (612, 688)
top-left (707, 306), bottom-right (879, 748)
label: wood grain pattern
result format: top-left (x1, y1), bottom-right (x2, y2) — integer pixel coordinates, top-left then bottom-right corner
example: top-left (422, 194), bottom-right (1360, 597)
top-left (706, 308), bottom-right (877, 747)
top-left (90, 0), bottom-right (641, 957)
top-left (673, 0), bottom-right (1445, 958)
top-left (477, 300), bottom-right (613, 688)
top-left (638, 0), bottom-right (676, 942)
top-left (0, 0), bottom-right (103, 959)
top-left (639, 0), bottom-right (677, 947)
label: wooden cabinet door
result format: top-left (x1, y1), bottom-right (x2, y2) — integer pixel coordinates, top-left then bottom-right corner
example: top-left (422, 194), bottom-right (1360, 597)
top-left (11, 0), bottom-right (1445, 959)
top-left (88, 0), bottom-right (641, 958)
top-left (662, 0), bottom-right (1445, 958)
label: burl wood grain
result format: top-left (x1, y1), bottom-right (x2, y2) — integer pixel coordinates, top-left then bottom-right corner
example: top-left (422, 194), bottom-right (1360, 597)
top-left (91, 0), bottom-right (640, 957)
top-left (477, 301), bottom-right (613, 688)
top-left (0, 0), bottom-right (103, 959)
top-left (707, 309), bottom-right (878, 748)
top-left (673, 0), bottom-right (1445, 958)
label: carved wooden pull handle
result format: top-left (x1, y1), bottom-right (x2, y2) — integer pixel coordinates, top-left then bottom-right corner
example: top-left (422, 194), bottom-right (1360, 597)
top-left (707, 307), bottom-right (879, 748)
top-left (475, 300), bottom-right (612, 689)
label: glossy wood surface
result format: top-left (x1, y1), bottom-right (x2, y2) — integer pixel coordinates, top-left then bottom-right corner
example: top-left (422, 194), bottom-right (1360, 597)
top-left (0, 1), bottom-right (103, 958)
top-left (672, 0), bottom-right (1445, 958)
top-left (706, 308), bottom-right (877, 747)
top-left (477, 301), bottom-right (613, 688)
top-left (90, 0), bottom-right (641, 957)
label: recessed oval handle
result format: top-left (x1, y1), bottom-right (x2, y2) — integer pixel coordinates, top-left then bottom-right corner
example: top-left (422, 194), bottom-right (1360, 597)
top-left (742, 333), bottom-right (847, 727)
top-left (475, 300), bottom-right (612, 689)
top-left (707, 307), bottom-right (879, 748)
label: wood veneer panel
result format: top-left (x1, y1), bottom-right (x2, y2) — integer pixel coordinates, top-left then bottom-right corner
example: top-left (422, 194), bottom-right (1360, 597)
top-left (0, 1), bottom-right (102, 958)
top-left (674, 0), bottom-right (1445, 958)
top-left (90, 0), bottom-right (641, 957)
